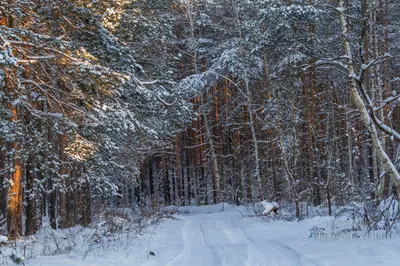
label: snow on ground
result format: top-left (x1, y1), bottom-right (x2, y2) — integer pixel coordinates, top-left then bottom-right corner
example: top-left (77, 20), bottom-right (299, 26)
top-left (5, 204), bottom-right (400, 266)
top-left (0, 235), bottom-right (7, 243)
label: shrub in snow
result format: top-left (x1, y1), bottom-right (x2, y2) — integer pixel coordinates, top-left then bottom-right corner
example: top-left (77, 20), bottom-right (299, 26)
top-left (308, 226), bottom-right (325, 239)
top-left (378, 196), bottom-right (400, 221)
top-left (254, 201), bottom-right (279, 216)
top-left (10, 252), bottom-right (24, 265)
top-left (309, 216), bottom-right (391, 241)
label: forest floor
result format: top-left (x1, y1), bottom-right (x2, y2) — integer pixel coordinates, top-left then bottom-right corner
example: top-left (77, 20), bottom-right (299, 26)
top-left (4, 203), bottom-right (400, 266)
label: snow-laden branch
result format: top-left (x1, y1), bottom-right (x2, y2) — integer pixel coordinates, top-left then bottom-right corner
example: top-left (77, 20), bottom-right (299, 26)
top-left (155, 94), bottom-right (177, 107)
top-left (374, 94), bottom-right (400, 112)
top-left (133, 77), bottom-right (178, 107)
top-left (302, 57), bottom-right (348, 72)
top-left (358, 54), bottom-right (391, 83)
top-left (357, 82), bottom-right (400, 142)
top-left (371, 113), bottom-right (400, 141)
top-left (8, 40), bottom-right (79, 62)
top-left (313, 3), bottom-right (359, 19)
top-left (19, 79), bottom-right (86, 116)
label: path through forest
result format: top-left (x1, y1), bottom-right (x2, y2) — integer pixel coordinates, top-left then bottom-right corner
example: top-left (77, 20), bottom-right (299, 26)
top-left (28, 204), bottom-right (400, 266)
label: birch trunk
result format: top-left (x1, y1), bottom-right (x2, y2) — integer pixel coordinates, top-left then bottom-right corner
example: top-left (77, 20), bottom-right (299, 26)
top-left (232, 0), bottom-right (263, 200)
top-left (201, 95), bottom-right (221, 202)
top-left (244, 75), bottom-right (263, 200)
top-left (185, 0), bottom-right (221, 202)
top-left (338, 0), bottom-right (400, 189)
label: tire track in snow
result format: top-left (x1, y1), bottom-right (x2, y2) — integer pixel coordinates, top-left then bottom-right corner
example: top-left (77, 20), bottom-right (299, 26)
top-left (200, 217), bottom-right (249, 266)
top-left (226, 218), bottom-right (303, 266)
top-left (238, 222), bottom-right (319, 266)
top-left (214, 212), bottom-right (295, 266)
top-left (166, 219), bottom-right (217, 266)
top-left (165, 220), bottom-right (191, 266)
top-left (165, 211), bottom-right (317, 266)
top-left (200, 221), bottom-right (224, 265)
top-left (224, 222), bottom-right (282, 266)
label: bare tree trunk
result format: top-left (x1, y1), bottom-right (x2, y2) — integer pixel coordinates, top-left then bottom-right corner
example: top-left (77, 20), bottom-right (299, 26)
top-left (25, 156), bottom-right (38, 236)
top-left (276, 114), bottom-right (301, 219)
top-left (185, 0), bottom-right (221, 202)
top-left (48, 129), bottom-right (57, 229)
top-left (58, 134), bottom-right (68, 228)
top-left (244, 76), bottom-right (262, 200)
top-left (201, 94), bottom-right (221, 203)
top-left (82, 171), bottom-right (91, 226)
top-left (3, 2), bottom-right (23, 240)
top-left (7, 106), bottom-right (23, 239)
top-left (0, 146), bottom-right (7, 222)
top-left (175, 135), bottom-right (182, 204)
top-left (338, 0), bottom-right (400, 189)
top-left (231, 0), bottom-right (262, 201)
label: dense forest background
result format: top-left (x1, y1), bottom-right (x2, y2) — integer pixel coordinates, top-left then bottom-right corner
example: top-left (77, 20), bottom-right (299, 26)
top-left (1, 0), bottom-right (400, 239)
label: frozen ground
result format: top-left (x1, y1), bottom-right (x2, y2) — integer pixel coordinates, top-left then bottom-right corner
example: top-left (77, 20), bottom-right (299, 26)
top-left (4, 204), bottom-right (400, 266)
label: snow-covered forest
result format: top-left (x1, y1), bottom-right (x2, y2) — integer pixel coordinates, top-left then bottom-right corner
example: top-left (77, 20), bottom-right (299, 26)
top-left (1, 0), bottom-right (400, 265)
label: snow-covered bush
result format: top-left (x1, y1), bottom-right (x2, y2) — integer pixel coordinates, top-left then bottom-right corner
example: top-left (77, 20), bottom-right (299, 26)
top-left (309, 216), bottom-right (389, 241)
top-left (307, 196), bottom-right (400, 241)
top-left (253, 201), bottom-right (279, 216)
top-left (10, 252), bottom-right (24, 265)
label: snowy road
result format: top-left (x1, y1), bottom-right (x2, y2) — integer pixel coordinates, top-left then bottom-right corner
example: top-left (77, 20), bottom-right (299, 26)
top-left (29, 204), bottom-right (400, 266)
top-left (160, 212), bottom-right (304, 266)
